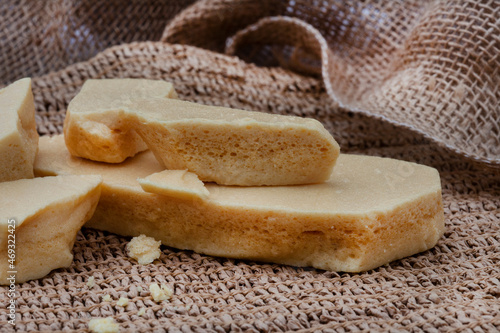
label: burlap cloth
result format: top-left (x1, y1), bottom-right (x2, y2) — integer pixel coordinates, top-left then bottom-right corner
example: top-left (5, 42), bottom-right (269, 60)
top-left (1, 1), bottom-right (499, 332)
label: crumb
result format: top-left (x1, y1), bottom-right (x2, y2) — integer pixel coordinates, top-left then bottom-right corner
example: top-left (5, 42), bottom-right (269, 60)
top-left (88, 317), bottom-right (119, 333)
top-left (116, 297), bottom-right (129, 307)
top-left (87, 276), bottom-right (95, 288)
top-left (102, 295), bottom-right (112, 302)
top-left (126, 234), bottom-right (161, 264)
top-left (137, 286), bottom-right (143, 293)
top-left (149, 283), bottom-right (173, 302)
top-left (137, 308), bottom-right (146, 316)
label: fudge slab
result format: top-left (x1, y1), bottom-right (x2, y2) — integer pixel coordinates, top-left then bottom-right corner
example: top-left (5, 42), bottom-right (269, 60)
top-left (35, 135), bottom-right (444, 272)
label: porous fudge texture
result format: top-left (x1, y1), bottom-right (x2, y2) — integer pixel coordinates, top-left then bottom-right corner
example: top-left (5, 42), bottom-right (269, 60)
top-left (0, 175), bottom-right (102, 284)
top-left (0, 78), bottom-right (39, 182)
top-left (64, 79), bottom-right (340, 185)
top-left (35, 135), bottom-right (444, 272)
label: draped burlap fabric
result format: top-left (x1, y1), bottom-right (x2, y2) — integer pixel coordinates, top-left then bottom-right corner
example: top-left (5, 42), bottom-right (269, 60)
top-left (1, 1), bottom-right (499, 332)
top-left (3, 0), bottom-right (498, 165)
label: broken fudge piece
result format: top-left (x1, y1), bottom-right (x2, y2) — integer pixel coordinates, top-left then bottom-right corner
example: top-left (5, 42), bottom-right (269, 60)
top-left (63, 78), bottom-right (177, 163)
top-left (0, 175), bottom-right (102, 284)
top-left (0, 78), bottom-right (38, 182)
top-left (64, 79), bottom-right (339, 185)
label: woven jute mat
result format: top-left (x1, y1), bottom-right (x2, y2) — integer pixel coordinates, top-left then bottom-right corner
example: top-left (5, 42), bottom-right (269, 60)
top-left (1, 1), bottom-right (499, 332)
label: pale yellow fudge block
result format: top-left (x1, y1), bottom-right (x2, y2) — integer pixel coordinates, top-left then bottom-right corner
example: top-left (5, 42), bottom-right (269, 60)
top-left (0, 175), bottom-right (102, 284)
top-left (64, 79), bottom-right (339, 185)
top-left (0, 78), bottom-right (39, 182)
top-left (64, 79), bottom-right (178, 163)
top-left (138, 170), bottom-right (209, 200)
top-left (129, 98), bottom-right (340, 185)
top-left (35, 135), bottom-right (444, 272)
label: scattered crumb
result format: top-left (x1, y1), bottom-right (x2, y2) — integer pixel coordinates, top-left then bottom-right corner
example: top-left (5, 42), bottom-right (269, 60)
top-left (137, 286), bottom-right (143, 293)
top-left (87, 276), bottom-right (95, 288)
top-left (88, 317), bottom-right (119, 333)
top-left (116, 297), bottom-right (129, 307)
top-left (102, 295), bottom-right (112, 302)
top-left (149, 283), bottom-right (173, 302)
top-left (126, 234), bottom-right (161, 264)
top-left (137, 308), bottom-right (146, 316)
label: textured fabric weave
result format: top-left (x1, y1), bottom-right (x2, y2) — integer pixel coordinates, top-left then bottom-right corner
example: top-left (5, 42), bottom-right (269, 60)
top-left (0, 1), bottom-right (499, 332)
